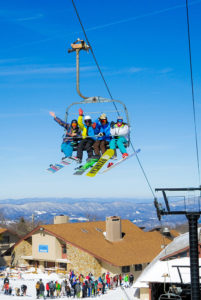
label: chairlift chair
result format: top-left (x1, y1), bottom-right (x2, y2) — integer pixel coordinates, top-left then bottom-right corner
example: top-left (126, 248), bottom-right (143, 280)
top-left (65, 39), bottom-right (131, 152)
top-left (159, 293), bottom-right (182, 300)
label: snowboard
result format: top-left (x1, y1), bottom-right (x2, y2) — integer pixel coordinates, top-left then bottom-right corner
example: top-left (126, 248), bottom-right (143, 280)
top-left (73, 158), bottom-right (99, 175)
top-left (47, 156), bottom-right (79, 173)
top-left (86, 149), bottom-right (114, 177)
top-left (101, 149), bottom-right (141, 174)
top-left (47, 163), bottom-right (65, 173)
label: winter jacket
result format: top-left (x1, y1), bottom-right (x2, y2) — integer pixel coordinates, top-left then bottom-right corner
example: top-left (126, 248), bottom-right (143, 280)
top-left (78, 116), bottom-right (97, 140)
top-left (35, 282), bottom-right (40, 290)
top-left (95, 119), bottom-right (111, 141)
top-left (39, 282), bottom-right (45, 292)
top-left (110, 123), bottom-right (129, 141)
top-left (54, 117), bottom-right (81, 143)
top-left (49, 281), bottom-right (54, 290)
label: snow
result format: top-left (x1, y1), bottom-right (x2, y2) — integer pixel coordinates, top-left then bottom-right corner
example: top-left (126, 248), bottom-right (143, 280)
top-left (0, 270), bottom-right (137, 300)
top-left (34, 211), bottom-right (47, 215)
top-left (69, 217), bottom-right (89, 222)
top-left (134, 229), bottom-right (201, 288)
top-left (134, 257), bottom-right (201, 288)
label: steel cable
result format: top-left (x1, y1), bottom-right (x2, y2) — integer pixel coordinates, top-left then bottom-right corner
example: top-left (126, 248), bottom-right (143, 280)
top-left (185, 0), bottom-right (201, 187)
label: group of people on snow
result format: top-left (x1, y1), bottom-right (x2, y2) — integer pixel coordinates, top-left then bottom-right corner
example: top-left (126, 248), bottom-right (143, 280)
top-left (34, 270), bottom-right (134, 298)
top-left (1, 271), bottom-right (134, 298)
top-left (2, 276), bottom-right (27, 296)
top-left (50, 108), bottom-right (130, 164)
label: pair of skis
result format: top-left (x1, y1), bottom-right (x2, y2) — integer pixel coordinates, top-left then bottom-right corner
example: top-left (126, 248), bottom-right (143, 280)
top-left (74, 148), bottom-right (140, 177)
top-left (47, 156), bottom-right (78, 173)
top-left (86, 148), bottom-right (141, 177)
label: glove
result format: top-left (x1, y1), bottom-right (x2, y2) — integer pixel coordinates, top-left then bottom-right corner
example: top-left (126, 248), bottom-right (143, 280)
top-left (92, 122), bottom-right (96, 129)
top-left (98, 132), bottom-right (105, 137)
top-left (79, 108), bottom-right (83, 116)
top-left (49, 111), bottom-right (56, 118)
top-left (110, 121), bottom-right (115, 128)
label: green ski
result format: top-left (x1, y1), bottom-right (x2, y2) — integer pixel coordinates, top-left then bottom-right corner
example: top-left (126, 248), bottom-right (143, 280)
top-left (73, 158), bottom-right (98, 175)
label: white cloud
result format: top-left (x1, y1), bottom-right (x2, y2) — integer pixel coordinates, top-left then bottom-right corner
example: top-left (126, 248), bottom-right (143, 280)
top-left (158, 68), bottom-right (173, 74)
top-left (0, 65), bottom-right (94, 76)
top-left (16, 14), bottom-right (44, 22)
top-left (129, 67), bottom-right (145, 73)
top-left (0, 58), bottom-right (25, 65)
top-left (0, 10), bottom-right (44, 22)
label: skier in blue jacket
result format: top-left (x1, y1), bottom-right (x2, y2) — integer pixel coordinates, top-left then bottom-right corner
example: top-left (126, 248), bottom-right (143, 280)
top-left (93, 113), bottom-right (111, 158)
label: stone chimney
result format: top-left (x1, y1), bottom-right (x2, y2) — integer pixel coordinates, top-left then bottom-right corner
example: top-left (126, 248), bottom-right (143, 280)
top-left (54, 215), bottom-right (69, 224)
top-left (106, 216), bottom-right (122, 242)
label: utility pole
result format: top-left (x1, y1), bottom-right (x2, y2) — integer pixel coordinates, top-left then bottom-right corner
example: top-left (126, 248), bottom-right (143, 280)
top-left (155, 187), bottom-right (201, 300)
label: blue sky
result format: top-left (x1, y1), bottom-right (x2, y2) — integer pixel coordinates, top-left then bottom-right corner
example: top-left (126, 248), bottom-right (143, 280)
top-left (0, 0), bottom-right (201, 199)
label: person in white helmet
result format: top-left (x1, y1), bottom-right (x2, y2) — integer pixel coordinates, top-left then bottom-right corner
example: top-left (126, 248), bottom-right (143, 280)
top-left (76, 108), bottom-right (97, 163)
top-left (110, 116), bottom-right (129, 158)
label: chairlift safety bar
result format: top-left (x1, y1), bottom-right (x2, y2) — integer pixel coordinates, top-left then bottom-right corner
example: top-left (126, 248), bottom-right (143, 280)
top-left (65, 97), bottom-right (130, 129)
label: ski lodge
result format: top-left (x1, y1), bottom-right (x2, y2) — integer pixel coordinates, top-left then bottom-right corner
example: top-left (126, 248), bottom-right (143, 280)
top-left (11, 216), bottom-right (174, 278)
top-left (0, 227), bottom-right (20, 265)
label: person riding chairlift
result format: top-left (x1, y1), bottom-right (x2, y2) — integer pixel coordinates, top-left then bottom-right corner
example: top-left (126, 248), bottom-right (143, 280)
top-left (93, 113), bottom-right (111, 158)
top-left (49, 111), bottom-right (81, 159)
top-left (109, 116), bottom-right (129, 158)
top-left (76, 108), bottom-right (98, 163)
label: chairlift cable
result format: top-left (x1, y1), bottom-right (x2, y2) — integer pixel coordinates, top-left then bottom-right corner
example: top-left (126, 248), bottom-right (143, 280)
top-left (185, 0), bottom-right (201, 187)
top-left (71, 0), bottom-right (156, 199)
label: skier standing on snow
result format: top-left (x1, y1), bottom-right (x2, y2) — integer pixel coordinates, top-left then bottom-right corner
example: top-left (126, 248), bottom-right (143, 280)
top-left (35, 281), bottom-right (40, 299)
top-left (124, 274), bottom-right (129, 288)
top-left (110, 116), bottom-right (129, 158)
top-left (49, 111), bottom-right (81, 159)
top-left (21, 284), bottom-right (27, 296)
top-left (39, 279), bottom-right (45, 299)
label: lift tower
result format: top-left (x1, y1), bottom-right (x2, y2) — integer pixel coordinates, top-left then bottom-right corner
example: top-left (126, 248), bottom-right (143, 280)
top-left (155, 187), bottom-right (201, 300)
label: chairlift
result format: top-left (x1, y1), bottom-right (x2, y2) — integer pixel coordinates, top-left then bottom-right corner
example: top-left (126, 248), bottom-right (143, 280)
top-left (65, 39), bottom-right (131, 151)
top-left (159, 293), bottom-right (182, 300)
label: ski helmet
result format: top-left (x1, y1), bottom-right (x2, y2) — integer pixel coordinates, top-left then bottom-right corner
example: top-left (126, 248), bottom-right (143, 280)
top-left (84, 115), bottom-right (91, 121)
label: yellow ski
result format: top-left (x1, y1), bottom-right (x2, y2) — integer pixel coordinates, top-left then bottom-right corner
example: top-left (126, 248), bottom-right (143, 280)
top-left (86, 149), bottom-right (114, 177)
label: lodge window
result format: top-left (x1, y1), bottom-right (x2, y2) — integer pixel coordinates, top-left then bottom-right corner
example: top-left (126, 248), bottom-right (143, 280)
top-left (59, 263), bottom-right (67, 270)
top-left (135, 264), bottom-right (142, 271)
top-left (122, 266), bottom-right (130, 273)
top-left (62, 245), bottom-right (67, 254)
top-left (2, 236), bottom-right (10, 244)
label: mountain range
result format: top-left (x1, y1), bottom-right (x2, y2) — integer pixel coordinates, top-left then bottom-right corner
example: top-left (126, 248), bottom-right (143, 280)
top-left (0, 197), bottom-right (190, 230)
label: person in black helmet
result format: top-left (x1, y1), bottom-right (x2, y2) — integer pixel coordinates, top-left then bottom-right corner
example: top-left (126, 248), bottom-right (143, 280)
top-left (49, 111), bottom-right (81, 159)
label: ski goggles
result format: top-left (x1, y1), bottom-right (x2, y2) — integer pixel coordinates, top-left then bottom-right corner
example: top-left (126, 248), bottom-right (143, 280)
top-left (117, 119), bottom-right (123, 123)
top-left (84, 119), bottom-right (91, 123)
top-left (100, 119), bottom-right (107, 124)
